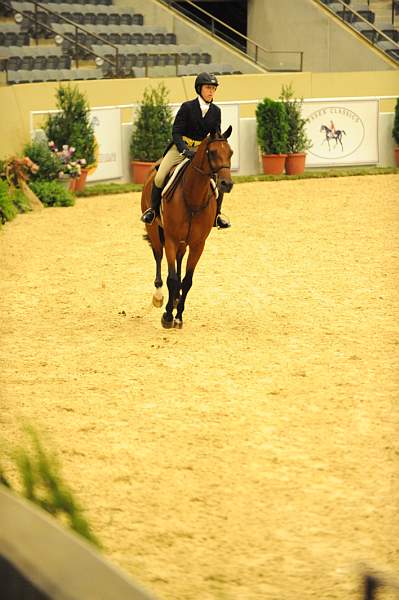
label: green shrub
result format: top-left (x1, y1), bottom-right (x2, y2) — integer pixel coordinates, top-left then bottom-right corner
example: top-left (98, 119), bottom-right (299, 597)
top-left (280, 84), bottom-right (312, 154)
top-left (0, 180), bottom-right (31, 224)
top-left (1, 426), bottom-right (100, 548)
top-left (30, 180), bottom-right (75, 207)
top-left (130, 83), bottom-right (173, 161)
top-left (256, 97), bottom-right (289, 155)
top-left (45, 84), bottom-right (97, 169)
top-left (0, 180), bottom-right (18, 223)
top-left (393, 98), bottom-right (399, 145)
top-left (23, 140), bottom-right (61, 181)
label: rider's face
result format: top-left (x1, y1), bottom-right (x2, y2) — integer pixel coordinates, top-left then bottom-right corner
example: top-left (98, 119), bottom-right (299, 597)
top-left (201, 84), bottom-right (217, 103)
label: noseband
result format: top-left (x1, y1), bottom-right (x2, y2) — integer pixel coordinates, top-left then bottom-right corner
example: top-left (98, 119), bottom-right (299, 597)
top-left (191, 138), bottom-right (231, 177)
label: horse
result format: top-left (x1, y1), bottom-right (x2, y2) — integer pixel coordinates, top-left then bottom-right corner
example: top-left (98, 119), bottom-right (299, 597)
top-left (320, 124), bottom-right (346, 150)
top-left (141, 126), bottom-right (234, 329)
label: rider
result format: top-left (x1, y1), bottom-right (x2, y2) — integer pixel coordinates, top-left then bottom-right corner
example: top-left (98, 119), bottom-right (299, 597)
top-left (141, 72), bottom-right (231, 228)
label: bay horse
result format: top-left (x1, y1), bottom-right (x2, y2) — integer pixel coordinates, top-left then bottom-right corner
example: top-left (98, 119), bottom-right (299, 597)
top-left (320, 124), bottom-right (346, 150)
top-left (141, 126), bottom-right (233, 329)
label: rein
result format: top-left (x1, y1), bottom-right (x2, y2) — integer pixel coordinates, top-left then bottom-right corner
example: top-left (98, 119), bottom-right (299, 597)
top-left (190, 138), bottom-right (231, 177)
top-left (181, 136), bottom-right (230, 219)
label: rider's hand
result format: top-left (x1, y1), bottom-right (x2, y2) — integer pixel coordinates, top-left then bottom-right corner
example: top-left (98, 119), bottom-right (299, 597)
top-left (182, 147), bottom-right (195, 160)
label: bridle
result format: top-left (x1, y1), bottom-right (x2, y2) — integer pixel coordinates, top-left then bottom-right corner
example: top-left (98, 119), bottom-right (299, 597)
top-left (181, 136), bottom-right (231, 220)
top-left (190, 137), bottom-right (231, 177)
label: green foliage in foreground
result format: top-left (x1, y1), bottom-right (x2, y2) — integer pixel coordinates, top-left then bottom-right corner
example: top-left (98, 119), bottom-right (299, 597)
top-left (0, 180), bottom-right (30, 223)
top-left (0, 426), bottom-right (100, 548)
top-left (74, 166), bottom-right (398, 197)
top-left (30, 180), bottom-right (75, 207)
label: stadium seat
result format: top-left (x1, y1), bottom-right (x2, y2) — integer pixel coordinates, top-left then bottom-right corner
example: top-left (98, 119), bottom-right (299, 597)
top-left (108, 13), bottom-right (120, 26)
top-left (132, 14), bottom-right (144, 25)
top-left (120, 13), bottom-right (133, 25)
top-left (379, 25), bottom-right (399, 43)
top-left (352, 21), bottom-right (377, 42)
top-left (356, 8), bottom-right (375, 23)
top-left (386, 48), bottom-right (399, 61)
top-left (47, 54), bottom-right (60, 68)
top-left (33, 55), bottom-right (47, 69)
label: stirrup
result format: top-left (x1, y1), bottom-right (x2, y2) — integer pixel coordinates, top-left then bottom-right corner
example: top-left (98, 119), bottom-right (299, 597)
top-left (215, 214), bottom-right (231, 229)
top-left (141, 208), bottom-right (156, 224)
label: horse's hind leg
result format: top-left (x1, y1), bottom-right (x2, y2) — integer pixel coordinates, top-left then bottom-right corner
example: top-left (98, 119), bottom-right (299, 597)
top-left (147, 225), bottom-right (164, 308)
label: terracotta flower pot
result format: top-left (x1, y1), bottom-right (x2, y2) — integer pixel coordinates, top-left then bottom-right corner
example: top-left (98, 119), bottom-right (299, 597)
top-left (74, 168), bottom-right (89, 192)
top-left (285, 152), bottom-right (306, 175)
top-left (261, 154), bottom-right (287, 175)
top-left (131, 160), bottom-right (155, 184)
top-left (395, 147), bottom-right (399, 167)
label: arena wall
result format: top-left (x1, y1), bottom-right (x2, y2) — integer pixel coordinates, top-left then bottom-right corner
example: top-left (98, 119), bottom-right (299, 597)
top-left (0, 70), bottom-right (397, 178)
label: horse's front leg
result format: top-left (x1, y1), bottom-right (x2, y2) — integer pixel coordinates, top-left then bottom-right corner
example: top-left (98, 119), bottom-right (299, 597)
top-left (162, 241), bottom-right (179, 328)
top-left (174, 246), bottom-right (186, 308)
top-left (152, 248), bottom-right (163, 307)
top-left (174, 242), bottom-right (205, 329)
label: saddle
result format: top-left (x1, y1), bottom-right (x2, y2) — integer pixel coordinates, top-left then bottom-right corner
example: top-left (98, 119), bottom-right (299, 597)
top-left (161, 159), bottom-right (219, 202)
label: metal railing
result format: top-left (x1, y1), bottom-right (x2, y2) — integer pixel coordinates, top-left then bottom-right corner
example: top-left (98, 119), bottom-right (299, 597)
top-left (361, 0), bottom-right (398, 25)
top-left (160, 0), bottom-right (304, 72)
top-left (319, 0), bottom-right (399, 59)
top-left (0, 0), bottom-right (122, 78)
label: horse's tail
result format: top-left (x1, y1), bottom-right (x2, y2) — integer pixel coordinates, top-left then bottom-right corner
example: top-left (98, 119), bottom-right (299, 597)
top-left (342, 130), bottom-right (346, 135)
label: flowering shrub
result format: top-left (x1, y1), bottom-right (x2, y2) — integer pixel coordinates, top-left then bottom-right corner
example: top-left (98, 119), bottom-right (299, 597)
top-left (48, 141), bottom-right (86, 179)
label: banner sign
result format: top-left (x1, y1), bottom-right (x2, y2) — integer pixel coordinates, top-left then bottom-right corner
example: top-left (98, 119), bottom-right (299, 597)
top-left (302, 99), bottom-right (379, 167)
top-left (87, 108), bottom-right (122, 182)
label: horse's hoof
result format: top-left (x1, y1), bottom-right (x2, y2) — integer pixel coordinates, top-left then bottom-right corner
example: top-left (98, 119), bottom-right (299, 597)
top-left (174, 318), bottom-right (183, 329)
top-left (161, 314), bottom-right (174, 329)
top-left (153, 288), bottom-right (163, 308)
top-left (153, 295), bottom-right (163, 308)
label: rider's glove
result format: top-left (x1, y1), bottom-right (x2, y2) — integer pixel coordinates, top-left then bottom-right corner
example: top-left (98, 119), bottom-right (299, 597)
top-left (181, 147), bottom-right (195, 160)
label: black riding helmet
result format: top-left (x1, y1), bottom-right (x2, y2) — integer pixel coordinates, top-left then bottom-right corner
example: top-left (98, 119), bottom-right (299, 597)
top-left (194, 72), bottom-right (219, 97)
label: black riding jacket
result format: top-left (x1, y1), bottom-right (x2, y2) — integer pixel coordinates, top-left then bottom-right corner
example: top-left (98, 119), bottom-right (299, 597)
top-left (170, 98), bottom-right (222, 154)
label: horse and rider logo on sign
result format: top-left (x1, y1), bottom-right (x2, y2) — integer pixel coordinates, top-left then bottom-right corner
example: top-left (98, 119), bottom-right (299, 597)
top-left (301, 100), bottom-right (378, 166)
top-left (307, 105), bottom-right (365, 160)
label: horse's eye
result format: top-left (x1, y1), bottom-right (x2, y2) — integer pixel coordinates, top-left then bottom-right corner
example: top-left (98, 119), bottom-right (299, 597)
top-left (208, 150), bottom-right (217, 161)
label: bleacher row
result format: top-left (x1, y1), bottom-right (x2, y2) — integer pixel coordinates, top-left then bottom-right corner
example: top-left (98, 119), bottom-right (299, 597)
top-left (321, 0), bottom-right (399, 61)
top-left (0, 0), bottom-right (240, 84)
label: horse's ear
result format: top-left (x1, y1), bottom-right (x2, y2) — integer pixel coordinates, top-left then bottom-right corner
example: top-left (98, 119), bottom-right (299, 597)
top-left (209, 128), bottom-right (218, 139)
top-left (222, 125), bottom-right (232, 139)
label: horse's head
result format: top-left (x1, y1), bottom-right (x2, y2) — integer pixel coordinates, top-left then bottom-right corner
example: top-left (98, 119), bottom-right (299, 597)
top-left (195, 126), bottom-right (234, 193)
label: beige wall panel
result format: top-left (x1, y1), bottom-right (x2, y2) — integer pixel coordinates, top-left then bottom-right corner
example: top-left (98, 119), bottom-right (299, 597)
top-left (0, 70), bottom-right (397, 164)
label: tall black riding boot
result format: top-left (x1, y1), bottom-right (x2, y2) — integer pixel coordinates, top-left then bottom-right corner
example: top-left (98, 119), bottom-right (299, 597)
top-left (214, 191), bottom-right (231, 229)
top-left (141, 184), bottom-right (162, 224)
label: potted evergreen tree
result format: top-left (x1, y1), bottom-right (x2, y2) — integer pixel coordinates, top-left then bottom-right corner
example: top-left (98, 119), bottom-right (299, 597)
top-left (256, 98), bottom-right (289, 175)
top-left (280, 84), bottom-right (312, 175)
top-left (392, 97), bottom-right (399, 167)
top-left (130, 83), bottom-right (173, 184)
top-left (44, 84), bottom-right (97, 192)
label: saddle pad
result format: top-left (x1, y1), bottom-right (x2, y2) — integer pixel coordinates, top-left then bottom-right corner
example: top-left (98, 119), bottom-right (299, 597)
top-left (162, 158), bottom-right (189, 197)
top-left (162, 159), bottom-right (219, 200)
